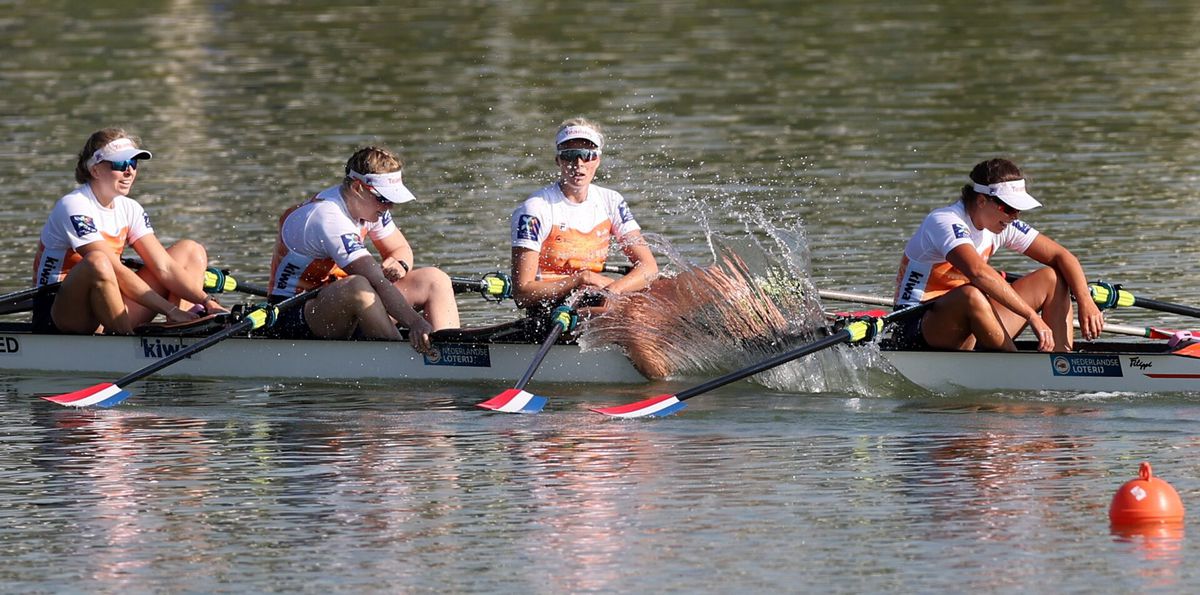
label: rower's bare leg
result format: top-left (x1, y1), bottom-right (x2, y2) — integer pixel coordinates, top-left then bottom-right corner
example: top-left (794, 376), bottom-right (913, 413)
top-left (923, 285), bottom-right (1013, 351)
top-left (305, 276), bottom-right (401, 340)
top-left (1009, 267), bottom-right (1072, 351)
top-left (52, 251), bottom-right (133, 334)
top-left (393, 268), bottom-right (460, 331)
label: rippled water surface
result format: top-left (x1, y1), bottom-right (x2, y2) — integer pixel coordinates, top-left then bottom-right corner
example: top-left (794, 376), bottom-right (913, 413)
top-left (3, 0), bottom-right (1200, 592)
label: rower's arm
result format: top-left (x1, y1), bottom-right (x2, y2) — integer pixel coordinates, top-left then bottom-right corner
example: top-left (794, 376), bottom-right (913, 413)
top-left (80, 240), bottom-right (189, 321)
top-left (510, 248), bottom-right (612, 308)
top-left (372, 229), bottom-right (416, 281)
top-left (946, 244), bottom-right (1042, 323)
top-left (342, 255), bottom-right (426, 330)
top-left (1022, 234), bottom-right (1104, 340)
top-left (604, 230), bottom-right (658, 295)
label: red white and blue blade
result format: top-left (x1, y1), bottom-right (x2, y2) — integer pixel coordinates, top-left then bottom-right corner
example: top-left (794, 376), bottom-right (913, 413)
top-left (42, 383), bottom-right (132, 408)
top-left (476, 388), bottom-right (547, 413)
top-left (591, 394), bottom-right (686, 418)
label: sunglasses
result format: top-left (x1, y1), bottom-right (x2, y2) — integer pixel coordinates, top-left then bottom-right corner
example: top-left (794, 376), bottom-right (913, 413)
top-left (556, 148), bottom-right (601, 163)
top-left (362, 184), bottom-right (394, 206)
top-left (989, 195), bottom-right (1020, 217)
top-left (107, 159), bottom-right (139, 172)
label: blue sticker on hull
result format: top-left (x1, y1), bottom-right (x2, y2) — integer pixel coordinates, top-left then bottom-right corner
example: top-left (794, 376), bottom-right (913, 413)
top-left (424, 344), bottom-right (491, 367)
top-left (1050, 354), bottom-right (1123, 377)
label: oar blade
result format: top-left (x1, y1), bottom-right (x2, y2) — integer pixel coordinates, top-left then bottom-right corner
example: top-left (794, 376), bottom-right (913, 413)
top-left (591, 394), bottom-right (686, 419)
top-left (476, 388), bottom-right (548, 413)
top-left (42, 383), bottom-right (131, 408)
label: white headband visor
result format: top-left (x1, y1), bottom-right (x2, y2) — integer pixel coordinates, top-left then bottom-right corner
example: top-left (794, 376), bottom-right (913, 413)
top-left (555, 125), bottom-right (604, 150)
top-left (87, 138), bottom-right (152, 168)
top-left (971, 179), bottom-right (1041, 211)
top-left (348, 169), bottom-right (416, 204)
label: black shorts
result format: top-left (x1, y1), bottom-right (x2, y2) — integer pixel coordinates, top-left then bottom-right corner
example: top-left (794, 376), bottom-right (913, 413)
top-left (31, 287), bottom-right (61, 334)
top-left (261, 298), bottom-right (319, 340)
top-left (886, 307), bottom-right (929, 350)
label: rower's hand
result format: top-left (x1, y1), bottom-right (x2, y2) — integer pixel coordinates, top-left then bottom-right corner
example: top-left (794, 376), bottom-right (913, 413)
top-left (203, 296), bottom-right (230, 314)
top-left (576, 270), bottom-right (612, 290)
top-left (166, 306), bottom-right (199, 324)
top-left (1077, 301), bottom-right (1104, 341)
top-left (1030, 315), bottom-right (1054, 352)
top-left (381, 257), bottom-right (408, 282)
top-left (405, 316), bottom-right (435, 355)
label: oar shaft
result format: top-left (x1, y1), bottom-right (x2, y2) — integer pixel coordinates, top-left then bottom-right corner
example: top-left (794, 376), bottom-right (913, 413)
top-left (1130, 296), bottom-right (1200, 319)
top-left (676, 328), bottom-right (854, 400)
top-left (112, 290), bottom-right (316, 387)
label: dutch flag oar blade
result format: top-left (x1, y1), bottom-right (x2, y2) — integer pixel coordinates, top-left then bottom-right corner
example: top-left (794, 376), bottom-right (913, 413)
top-left (42, 383), bottom-right (132, 408)
top-left (590, 394), bottom-right (686, 418)
top-left (476, 388), bottom-right (548, 413)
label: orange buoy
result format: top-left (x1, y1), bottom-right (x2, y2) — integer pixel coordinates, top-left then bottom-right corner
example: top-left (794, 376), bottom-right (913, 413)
top-left (1109, 462), bottom-right (1185, 525)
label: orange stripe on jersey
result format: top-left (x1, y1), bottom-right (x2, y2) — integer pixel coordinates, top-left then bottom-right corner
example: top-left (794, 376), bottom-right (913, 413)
top-left (538, 220), bottom-right (611, 275)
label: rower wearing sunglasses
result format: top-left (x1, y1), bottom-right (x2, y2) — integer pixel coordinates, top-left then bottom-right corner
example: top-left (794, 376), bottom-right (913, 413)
top-left (32, 128), bottom-right (225, 335)
top-left (891, 158), bottom-right (1104, 352)
top-left (509, 118), bottom-right (658, 322)
top-left (264, 146), bottom-right (457, 354)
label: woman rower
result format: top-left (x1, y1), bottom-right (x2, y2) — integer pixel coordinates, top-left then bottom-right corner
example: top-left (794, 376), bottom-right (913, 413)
top-left (509, 117), bottom-right (658, 317)
top-left (33, 128), bottom-right (224, 334)
top-left (892, 158), bottom-right (1104, 352)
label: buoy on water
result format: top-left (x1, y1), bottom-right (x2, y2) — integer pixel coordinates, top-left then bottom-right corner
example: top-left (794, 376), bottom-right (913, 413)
top-left (1109, 462), bottom-right (1185, 525)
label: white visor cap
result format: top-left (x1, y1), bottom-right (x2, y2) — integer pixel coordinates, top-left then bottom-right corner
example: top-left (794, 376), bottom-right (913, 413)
top-left (86, 138), bottom-right (152, 168)
top-left (555, 125), bottom-right (604, 150)
top-left (348, 169), bottom-right (416, 204)
top-left (971, 179), bottom-right (1042, 211)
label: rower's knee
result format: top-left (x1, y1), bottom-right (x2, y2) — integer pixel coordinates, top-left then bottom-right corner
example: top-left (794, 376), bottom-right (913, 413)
top-left (168, 239), bottom-right (209, 269)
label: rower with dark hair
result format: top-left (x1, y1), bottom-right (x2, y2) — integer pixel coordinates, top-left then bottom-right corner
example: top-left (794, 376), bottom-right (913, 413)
top-left (892, 158), bottom-right (1104, 352)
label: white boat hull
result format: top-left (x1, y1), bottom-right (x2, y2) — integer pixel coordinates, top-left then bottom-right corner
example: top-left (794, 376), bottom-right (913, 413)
top-left (881, 342), bottom-right (1200, 393)
top-left (0, 328), bottom-right (646, 384)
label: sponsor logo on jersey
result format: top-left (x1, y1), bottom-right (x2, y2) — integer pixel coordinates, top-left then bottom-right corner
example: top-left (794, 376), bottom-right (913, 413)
top-left (142, 212), bottom-right (153, 230)
top-left (38, 256), bottom-right (60, 286)
top-left (380, 211), bottom-right (393, 227)
top-left (1050, 354), bottom-right (1123, 377)
top-left (70, 215), bottom-right (98, 237)
top-left (1012, 220), bottom-right (1031, 234)
top-left (901, 270), bottom-right (925, 302)
top-left (952, 223), bottom-right (969, 239)
top-left (276, 262), bottom-right (301, 290)
top-left (618, 201), bottom-right (635, 224)
top-left (340, 233), bottom-right (366, 254)
top-left (516, 214), bottom-right (541, 241)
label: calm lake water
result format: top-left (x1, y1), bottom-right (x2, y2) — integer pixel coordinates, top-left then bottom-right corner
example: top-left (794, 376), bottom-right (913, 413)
top-left (3, 0), bottom-right (1200, 592)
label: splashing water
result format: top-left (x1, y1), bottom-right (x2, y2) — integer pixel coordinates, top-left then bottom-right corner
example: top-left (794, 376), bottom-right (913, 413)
top-left (580, 211), bottom-right (883, 395)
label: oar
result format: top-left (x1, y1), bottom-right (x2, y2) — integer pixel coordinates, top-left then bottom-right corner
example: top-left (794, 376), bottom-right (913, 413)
top-left (1000, 272), bottom-right (1200, 320)
top-left (41, 289), bottom-right (320, 408)
top-left (476, 295), bottom-right (582, 413)
top-left (818, 289), bottom-right (1189, 340)
top-left (590, 303), bottom-right (930, 419)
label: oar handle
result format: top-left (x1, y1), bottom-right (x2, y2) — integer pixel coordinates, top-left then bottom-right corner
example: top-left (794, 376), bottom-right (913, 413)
top-left (451, 272), bottom-right (512, 301)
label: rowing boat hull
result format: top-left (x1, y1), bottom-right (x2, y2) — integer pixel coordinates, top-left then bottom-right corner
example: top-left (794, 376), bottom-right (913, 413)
top-left (881, 341), bottom-right (1200, 393)
top-left (0, 328), bottom-right (646, 384)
